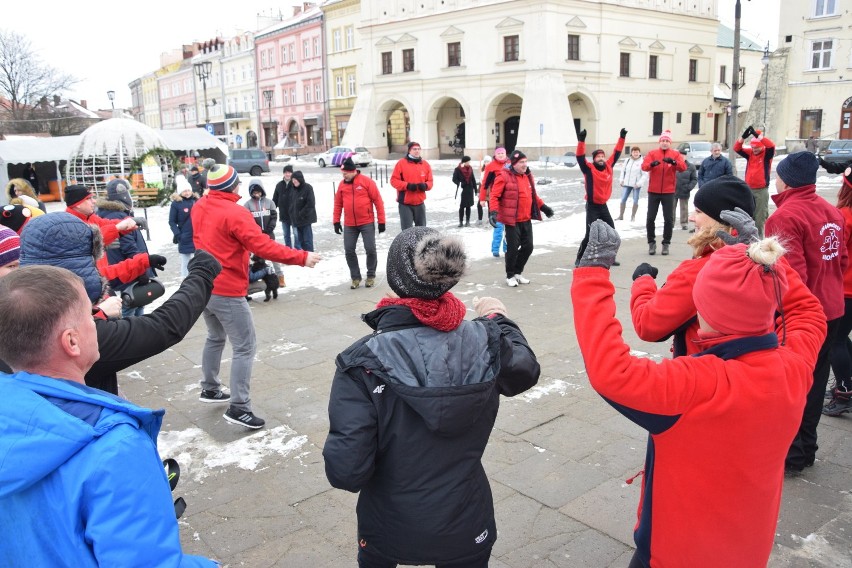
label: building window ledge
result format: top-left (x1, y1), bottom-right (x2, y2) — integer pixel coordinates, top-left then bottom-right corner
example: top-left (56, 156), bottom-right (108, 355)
top-left (442, 65), bottom-right (468, 71)
top-left (496, 59), bottom-right (525, 66)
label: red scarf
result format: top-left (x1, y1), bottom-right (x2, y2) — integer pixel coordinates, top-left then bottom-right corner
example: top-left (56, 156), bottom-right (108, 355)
top-left (377, 292), bottom-right (466, 331)
top-left (460, 164), bottom-right (473, 184)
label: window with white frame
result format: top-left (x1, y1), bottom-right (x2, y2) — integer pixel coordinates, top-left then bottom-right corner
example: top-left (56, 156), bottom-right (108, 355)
top-left (303, 40), bottom-right (310, 59)
top-left (291, 88), bottom-right (296, 105)
top-left (810, 39), bottom-right (833, 69)
top-left (289, 45), bottom-right (294, 62)
top-left (315, 83), bottom-right (321, 102)
top-left (284, 89), bottom-right (290, 106)
top-left (305, 85), bottom-right (311, 103)
top-left (346, 26), bottom-right (354, 49)
top-left (813, 0), bottom-right (837, 17)
top-left (268, 49), bottom-right (275, 66)
top-left (336, 75), bottom-right (343, 97)
top-left (282, 45), bottom-right (288, 63)
top-left (314, 38), bottom-right (320, 57)
top-left (348, 73), bottom-right (356, 96)
top-left (261, 51), bottom-right (267, 68)
top-left (333, 29), bottom-right (341, 52)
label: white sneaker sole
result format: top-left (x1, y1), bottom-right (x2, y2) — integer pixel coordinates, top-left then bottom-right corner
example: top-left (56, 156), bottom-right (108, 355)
top-left (199, 392), bottom-right (231, 404)
top-left (223, 412), bottom-right (265, 429)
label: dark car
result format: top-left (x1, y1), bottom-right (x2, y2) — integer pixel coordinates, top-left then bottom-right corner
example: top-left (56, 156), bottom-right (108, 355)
top-left (820, 140), bottom-right (852, 165)
top-left (229, 149), bottom-right (270, 176)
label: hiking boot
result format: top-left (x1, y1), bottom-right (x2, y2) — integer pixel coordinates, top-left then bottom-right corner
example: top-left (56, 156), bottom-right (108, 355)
top-left (365, 277), bottom-right (375, 288)
top-left (199, 389), bottom-right (231, 404)
top-left (458, 222), bottom-right (464, 227)
top-left (350, 278), bottom-right (361, 289)
top-left (649, 243), bottom-right (656, 255)
top-left (823, 390), bottom-right (852, 417)
top-left (681, 225), bottom-right (688, 231)
top-left (661, 244), bottom-right (670, 255)
top-left (278, 275), bottom-right (286, 287)
top-left (514, 274), bottom-right (530, 284)
top-left (506, 276), bottom-right (519, 287)
top-left (465, 221), bottom-right (471, 227)
top-left (223, 407), bottom-right (265, 429)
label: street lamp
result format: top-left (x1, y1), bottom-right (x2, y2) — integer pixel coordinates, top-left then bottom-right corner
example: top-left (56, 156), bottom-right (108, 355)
top-left (761, 43), bottom-right (770, 132)
top-left (727, 0), bottom-right (752, 169)
top-left (178, 103), bottom-right (188, 129)
top-left (106, 90), bottom-right (115, 110)
top-left (262, 89), bottom-right (274, 150)
top-left (193, 61), bottom-right (213, 126)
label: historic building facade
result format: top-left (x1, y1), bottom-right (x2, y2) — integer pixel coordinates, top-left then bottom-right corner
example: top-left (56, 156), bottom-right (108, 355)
top-left (322, 0), bottom-right (362, 147)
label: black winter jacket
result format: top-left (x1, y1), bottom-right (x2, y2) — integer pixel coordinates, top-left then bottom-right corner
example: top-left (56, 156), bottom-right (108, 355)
top-left (98, 200), bottom-right (152, 292)
top-left (289, 172), bottom-right (317, 226)
top-left (271, 179), bottom-right (294, 223)
top-left (323, 305), bottom-right (540, 565)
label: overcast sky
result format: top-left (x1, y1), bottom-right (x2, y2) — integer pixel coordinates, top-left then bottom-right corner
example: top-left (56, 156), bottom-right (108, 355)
top-left (3, 0), bottom-right (778, 112)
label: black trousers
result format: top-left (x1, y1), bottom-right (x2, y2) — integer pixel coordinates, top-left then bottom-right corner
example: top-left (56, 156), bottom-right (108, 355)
top-left (576, 202), bottom-right (615, 263)
top-left (504, 221), bottom-right (534, 278)
top-left (646, 192), bottom-right (675, 245)
top-left (786, 317), bottom-right (841, 470)
top-left (358, 544), bottom-right (492, 568)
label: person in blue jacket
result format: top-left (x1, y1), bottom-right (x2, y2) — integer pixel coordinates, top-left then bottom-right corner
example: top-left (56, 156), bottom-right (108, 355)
top-left (0, 265), bottom-right (216, 567)
top-left (170, 175), bottom-right (199, 277)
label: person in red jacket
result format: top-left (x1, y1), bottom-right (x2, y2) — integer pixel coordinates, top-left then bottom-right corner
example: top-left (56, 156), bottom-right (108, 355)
top-left (765, 151), bottom-right (847, 473)
top-left (734, 125), bottom-right (776, 238)
top-left (64, 185), bottom-right (137, 246)
top-left (489, 150), bottom-right (554, 287)
top-left (574, 219), bottom-right (825, 568)
top-left (641, 130), bottom-right (687, 256)
top-left (574, 127), bottom-right (626, 267)
top-left (191, 164), bottom-right (321, 430)
top-left (390, 141), bottom-right (432, 230)
top-left (333, 157), bottom-right (386, 289)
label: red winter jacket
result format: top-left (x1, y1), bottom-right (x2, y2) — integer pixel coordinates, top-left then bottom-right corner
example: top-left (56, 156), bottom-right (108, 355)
top-left (192, 191), bottom-right (307, 297)
top-left (641, 148), bottom-right (686, 194)
top-left (66, 207), bottom-right (122, 245)
top-left (631, 249), bottom-right (822, 357)
top-left (489, 167), bottom-right (544, 226)
top-left (573, 266), bottom-right (824, 568)
top-left (479, 158), bottom-right (509, 202)
top-left (390, 157), bottom-right (433, 206)
top-left (766, 184), bottom-right (847, 320)
top-left (96, 253), bottom-right (150, 286)
top-left (577, 138), bottom-right (625, 204)
top-left (333, 173), bottom-right (386, 227)
top-left (734, 137), bottom-right (776, 189)
top-left (840, 207), bottom-right (852, 297)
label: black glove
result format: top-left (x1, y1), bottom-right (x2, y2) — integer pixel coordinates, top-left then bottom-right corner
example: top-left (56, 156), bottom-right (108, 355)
top-left (716, 207), bottom-right (758, 245)
top-left (136, 273), bottom-right (150, 285)
top-left (540, 204), bottom-right (554, 218)
top-left (632, 263), bottom-right (659, 281)
top-left (148, 254), bottom-right (167, 271)
top-left (334, 222), bottom-right (342, 235)
top-left (378, 223), bottom-right (386, 233)
top-left (662, 157), bottom-right (676, 165)
top-left (577, 220), bottom-right (621, 269)
top-left (619, 128), bottom-right (628, 139)
top-left (489, 210), bottom-right (498, 228)
top-left (406, 183), bottom-right (418, 191)
top-left (741, 125), bottom-right (754, 139)
top-left (418, 182), bottom-right (428, 191)
top-left (650, 160), bottom-right (661, 167)
top-left (172, 235), bottom-right (179, 245)
top-left (577, 129), bottom-right (587, 142)
top-left (187, 249), bottom-right (222, 281)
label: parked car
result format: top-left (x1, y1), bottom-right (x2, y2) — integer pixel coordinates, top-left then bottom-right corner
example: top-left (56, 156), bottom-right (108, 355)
top-left (820, 139), bottom-right (852, 165)
top-left (229, 148), bottom-right (270, 176)
top-left (561, 151), bottom-right (578, 167)
top-left (676, 141), bottom-right (712, 169)
top-left (316, 146), bottom-right (372, 168)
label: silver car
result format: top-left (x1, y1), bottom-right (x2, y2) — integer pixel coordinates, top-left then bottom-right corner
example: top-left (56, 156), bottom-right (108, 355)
top-left (677, 141), bottom-right (712, 169)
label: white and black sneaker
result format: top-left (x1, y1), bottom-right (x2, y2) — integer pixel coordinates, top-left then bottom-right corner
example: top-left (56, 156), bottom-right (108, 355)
top-left (223, 407), bottom-right (266, 429)
top-left (506, 276), bottom-right (518, 287)
top-left (514, 274), bottom-right (531, 285)
top-left (199, 389), bottom-right (230, 403)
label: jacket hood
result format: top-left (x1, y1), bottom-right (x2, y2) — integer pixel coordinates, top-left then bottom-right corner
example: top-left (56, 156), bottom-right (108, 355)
top-left (96, 198), bottom-right (131, 213)
top-left (170, 192), bottom-right (198, 202)
top-left (292, 171), bottom-right (306, 185)
top-left (339, 305), bottom-right (500, 436)
top-left (248, 178), bottom-right (266, 197)
top-left (0, 372), bottom-right (164, 497)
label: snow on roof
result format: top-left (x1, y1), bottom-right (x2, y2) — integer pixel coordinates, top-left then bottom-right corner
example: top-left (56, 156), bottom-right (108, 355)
top-left (70, 118), bottom-right (166, 158)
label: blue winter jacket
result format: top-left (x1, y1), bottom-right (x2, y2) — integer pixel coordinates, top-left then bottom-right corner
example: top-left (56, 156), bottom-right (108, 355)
top-left (0, 372), bottom-right (216, 567)
top-left (98, 200), bottom-right (153, 291)
top-left (169, 193), bottom-right (198, 254)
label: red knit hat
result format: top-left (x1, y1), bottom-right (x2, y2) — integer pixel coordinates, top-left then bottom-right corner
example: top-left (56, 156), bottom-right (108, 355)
top-left (693, 243), bottom-right (788, 336)
top-left (750, 138), bottom-right (765, 149)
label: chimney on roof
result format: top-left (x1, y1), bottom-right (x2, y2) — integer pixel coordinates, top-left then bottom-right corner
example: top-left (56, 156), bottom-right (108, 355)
top-left (80, 100), bottom-right (87, 109)
top-left (53, 95), bottom-right (60, 106)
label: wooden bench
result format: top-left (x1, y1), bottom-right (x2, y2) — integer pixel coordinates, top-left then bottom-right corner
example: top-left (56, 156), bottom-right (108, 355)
top-left (130, 186), bottom-right (162, 207)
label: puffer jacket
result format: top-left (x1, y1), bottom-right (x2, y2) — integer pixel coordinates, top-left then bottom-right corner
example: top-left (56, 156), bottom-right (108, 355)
top-left (97, 200), bottom-right (153, 292)
top-left (490, 167), bottom-right (544, 225)
top-left (169, 193), bottom-right (198, 254)
top-left (620, 155), bottom-right (647, 189)
top-left (333, 173), bottom-right (386, 227)
top-left (323, 305), bottom-right (540, 565)
top-left (391, 156), bottom-right (433, 206)
top-left (0, 372), bottom-right (216, 567)
top-left (289, 171), bottom-right (317, 227)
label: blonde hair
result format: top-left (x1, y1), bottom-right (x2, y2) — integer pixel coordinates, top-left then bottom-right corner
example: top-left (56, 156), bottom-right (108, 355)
top-left (686, 219), bottom-right (730, 258)
top-left (747, 236), bottom-right (786, 266)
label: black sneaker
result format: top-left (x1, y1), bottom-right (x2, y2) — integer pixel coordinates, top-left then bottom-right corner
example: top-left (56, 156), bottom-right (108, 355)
top-left (199, 389), bottom-right (230, 403)
top-left (223, 407), bottom-right (266, 429)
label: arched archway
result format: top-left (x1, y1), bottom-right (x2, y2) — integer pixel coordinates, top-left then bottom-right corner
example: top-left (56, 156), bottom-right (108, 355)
top-left (485, 93), bottom-right (523, 153)
top-left (377, 99), bottom-right (411, 154)
top-left (286, 120), bottom-right (300, 146)
top-left (568, 92), bottom-right (597, 139)
top-left (429, 96), bottom-right (467, 158)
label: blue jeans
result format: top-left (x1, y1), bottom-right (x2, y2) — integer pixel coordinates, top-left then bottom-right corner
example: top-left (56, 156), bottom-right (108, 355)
top-left (491, 222), bottom-right (506, 256)
top-left (293, 224), bottom-right (314, 252)
top-left (621, 186), bottom-right (640, 205)
top-left (281, 221), bottom-right (300, 250)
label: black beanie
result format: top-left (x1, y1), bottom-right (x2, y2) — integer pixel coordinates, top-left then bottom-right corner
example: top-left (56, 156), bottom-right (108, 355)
top-left (340, 157), bottom-right (357, 172)
top-left (386, 227), bottom-right (466, 299)
top-left (776, 151), bottom-right (819, 188)
top-left (64, 185), bottom-right (92, 207)
top-left (510, 150), bottom-right (526, 165)
top-left (693, 175), bottom-right (756, 225)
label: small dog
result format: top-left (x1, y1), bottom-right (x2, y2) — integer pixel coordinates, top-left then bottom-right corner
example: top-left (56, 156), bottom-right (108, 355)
top-left (250, 255), bottom-right (279, 302)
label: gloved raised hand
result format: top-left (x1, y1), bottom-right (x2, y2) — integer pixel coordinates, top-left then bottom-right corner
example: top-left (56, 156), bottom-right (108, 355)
top-left (620, 128), bottom-right (628, 139)
top-left (540, 204), bottom-right (554, 218)
top-left (406, 183), bottom-right (418, 191)
top-left (489, 210), bottom-right (498, 228)
top-left (172, 235), bottom-right (179, 245)
top-left (187, 249), bottom-right (222, 281)
top-left (650, 160), bottom-right (661, 167)
top-left (577, 220), bottom-right (621, 269)
top-left (716, 207), bottom-right (758, 245)
top-left (334, 222), bottom-right (342, 235)
top-left (473, 296), bottom-right (508, 318)
top-left (741, 125), bottom-right (755, 139)
top-left (378, 223), bottom-right (386, 233)
top-left (819, 157), bottom-right (851, 175)
top-left (577, 129), bottom-right (587, 142)
top-left (632, 263), bottom-right (659, 281)
top-left (662, 157), bottom-right (676, 165)
top-left (148, 254), bottom-right (167, 271)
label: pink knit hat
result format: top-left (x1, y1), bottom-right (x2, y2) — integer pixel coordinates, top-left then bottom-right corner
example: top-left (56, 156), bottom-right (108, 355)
top-left (659, 130), bottom-right (672, 142)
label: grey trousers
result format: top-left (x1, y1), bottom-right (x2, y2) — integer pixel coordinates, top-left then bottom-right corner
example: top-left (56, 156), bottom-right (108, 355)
top-left (344, 223), bottom-right (377, 280)
top-left (201, 294), bottom-right (257, 412)
top-left (398, 203), bottom-right (427, 230)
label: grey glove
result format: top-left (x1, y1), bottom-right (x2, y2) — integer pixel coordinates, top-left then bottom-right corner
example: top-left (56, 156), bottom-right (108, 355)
top-left (132, 217), bottom-right (148, 231)
top-left (578, 220), bottom-right (621, 269)
top-left (716, 207), bottom-right (758, 245)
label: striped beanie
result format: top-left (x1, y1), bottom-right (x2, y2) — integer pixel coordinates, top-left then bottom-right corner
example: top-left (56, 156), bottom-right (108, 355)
top-left (206, 164), bottom-right (240, 192)
top-left (0, 226), bottom-right (20, 268)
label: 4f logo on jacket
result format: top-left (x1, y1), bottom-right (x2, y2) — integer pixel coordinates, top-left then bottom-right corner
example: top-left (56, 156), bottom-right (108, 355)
top-left (372, 385), bottom-right (385, 394)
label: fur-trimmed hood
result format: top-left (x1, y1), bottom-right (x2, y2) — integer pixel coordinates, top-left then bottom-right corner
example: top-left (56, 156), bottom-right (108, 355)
top-left (170, 192), bottom-right (199, 203)
top-left (96, 198), bottom-right (131, 213)
top-left (6, 178), bottom-right (37, 201)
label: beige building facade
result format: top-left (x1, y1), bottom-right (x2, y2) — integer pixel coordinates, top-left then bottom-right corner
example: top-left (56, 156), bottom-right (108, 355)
top-left (323, 0), bottom-right (362, 147)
